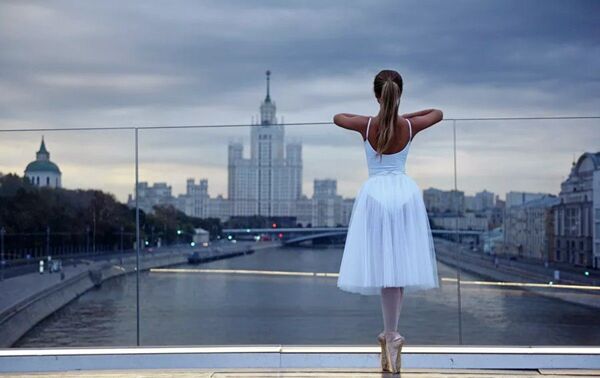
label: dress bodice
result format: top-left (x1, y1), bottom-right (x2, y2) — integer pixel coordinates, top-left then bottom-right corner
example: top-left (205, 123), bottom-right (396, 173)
top-left (364, 117), bottom-right (412, 177)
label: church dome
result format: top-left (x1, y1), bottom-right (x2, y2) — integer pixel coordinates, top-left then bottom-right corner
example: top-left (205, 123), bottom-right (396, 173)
top-left (24, 136), bottom-right (62, 174)
top-left (25, 160), bottom-right (61, 174)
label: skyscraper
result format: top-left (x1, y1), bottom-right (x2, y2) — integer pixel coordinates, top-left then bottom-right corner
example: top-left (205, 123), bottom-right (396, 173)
top-left (228, 71), bottom-right (303, 217)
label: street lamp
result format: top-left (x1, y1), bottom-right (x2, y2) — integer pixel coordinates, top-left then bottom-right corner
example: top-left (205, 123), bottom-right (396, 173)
top-left (0, 227), bottom-right (5, 281)
top-left (120, 226), bottom-right (124, 253)
top-left (86, 225), bottom-right (90, 254)
top-left (46, 225), bottom-right (50, 260)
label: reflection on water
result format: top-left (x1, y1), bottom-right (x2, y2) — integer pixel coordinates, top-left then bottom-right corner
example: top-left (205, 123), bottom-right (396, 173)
top-left (15, 243), bottom-right (600, 347)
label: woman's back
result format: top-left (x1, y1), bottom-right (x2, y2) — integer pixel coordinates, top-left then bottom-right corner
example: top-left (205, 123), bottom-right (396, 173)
top-left (364, 116), bottom-right (413, 155)
top-left (364, 117), bottom-right (413, 177)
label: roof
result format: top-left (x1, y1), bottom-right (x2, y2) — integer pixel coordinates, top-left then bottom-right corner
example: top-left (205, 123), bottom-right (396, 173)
top-left (521, 194), bottom-right (560, 208)
top-left (25, 160), bottom-right (61, 174)
top-left (37, 137), bottom-right (49, 155)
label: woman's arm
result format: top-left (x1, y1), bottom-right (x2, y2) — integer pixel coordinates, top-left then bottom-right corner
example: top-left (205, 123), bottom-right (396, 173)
top-left (401, 109), bottom-right (444, 136)
top-left (335, 113), bottom-right (362, 118)
top-left (333, 113), bottom-right (369, 135)
top-left (401, 109), bottom-right (438, 119)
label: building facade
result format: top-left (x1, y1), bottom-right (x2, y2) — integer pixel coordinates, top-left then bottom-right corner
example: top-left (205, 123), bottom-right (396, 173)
top-left (312, 179), bottom-right (343, 227)
top-left (177, 178), bottom-right (209, 218)
top-left (127, 182), bottom-right (175, 214)
top-left (505, 191), bottom-right (548, 208)
top-left (423, 188), bottom-right (465, 214)
top-left (554, 152), bottom-right (600, 268)
top-left (504, 194), bottom-right (559, 260)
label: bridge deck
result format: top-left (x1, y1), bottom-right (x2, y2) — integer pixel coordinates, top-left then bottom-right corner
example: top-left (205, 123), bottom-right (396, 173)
top-left (2, 346), bottom-right (599, 375)
top-left (1, 368), bottom-right (599, 377)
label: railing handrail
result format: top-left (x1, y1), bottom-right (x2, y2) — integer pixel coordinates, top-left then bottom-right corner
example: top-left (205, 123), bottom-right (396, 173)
top-left (1, 115), bottom-right (599, 132)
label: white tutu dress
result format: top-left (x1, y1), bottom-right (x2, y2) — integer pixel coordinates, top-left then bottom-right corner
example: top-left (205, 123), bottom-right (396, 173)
top-left (337, 117), bottom-right (440, 295)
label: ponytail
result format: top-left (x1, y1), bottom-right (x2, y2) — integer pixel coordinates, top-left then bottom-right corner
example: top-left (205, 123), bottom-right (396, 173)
top-left (375, 79), bottom-right (400, 158)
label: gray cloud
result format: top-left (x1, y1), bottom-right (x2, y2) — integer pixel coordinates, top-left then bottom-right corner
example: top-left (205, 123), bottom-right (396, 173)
top-left (0, 0), bottom-right (598, 201)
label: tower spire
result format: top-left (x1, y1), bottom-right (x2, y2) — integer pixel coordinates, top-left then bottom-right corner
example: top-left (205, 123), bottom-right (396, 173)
top-left (36, 135), bottom-right (50, 160)
top-left (260, 70), bottom-right (276, 125)
top-left (265, 70), bottom-right (271, 102)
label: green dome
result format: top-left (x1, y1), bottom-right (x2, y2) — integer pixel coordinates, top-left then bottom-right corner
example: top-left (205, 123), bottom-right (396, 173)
top-left (25, 160), bottom-right (61, 174)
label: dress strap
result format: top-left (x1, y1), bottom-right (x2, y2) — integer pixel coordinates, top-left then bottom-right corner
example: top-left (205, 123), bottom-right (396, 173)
top-left (406, 118), bottom-right (413, 142)
top-left (365, 117), bottom-right (371, 140)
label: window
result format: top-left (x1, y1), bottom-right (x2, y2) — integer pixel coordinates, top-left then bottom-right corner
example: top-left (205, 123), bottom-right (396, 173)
top-left (566, 207), bottom-right (580, 236)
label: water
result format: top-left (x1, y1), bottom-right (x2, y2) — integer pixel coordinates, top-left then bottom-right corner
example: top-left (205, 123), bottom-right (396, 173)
top-left (15, 244), bottom-right (600, 347)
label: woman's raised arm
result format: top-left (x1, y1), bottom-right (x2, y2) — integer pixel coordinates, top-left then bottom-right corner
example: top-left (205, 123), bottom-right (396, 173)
top-left (401, 109), bottom-right (443, 136)
top-left (333, 113), bottom-right (369, 134)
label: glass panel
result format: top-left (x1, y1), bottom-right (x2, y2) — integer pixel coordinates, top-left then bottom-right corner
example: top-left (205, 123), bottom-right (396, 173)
top-left (4, 116), bottom-right (597, 349)
top-left (136, 118), bottom-right (460, 346)
top-left (455, 118), bottom-right (600, 345)
top-left (0, 129), bottom-right (137, 347)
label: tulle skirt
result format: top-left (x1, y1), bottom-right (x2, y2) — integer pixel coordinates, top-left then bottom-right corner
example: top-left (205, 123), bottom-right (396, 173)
top-left (337, 172), bottom-right (440, 295)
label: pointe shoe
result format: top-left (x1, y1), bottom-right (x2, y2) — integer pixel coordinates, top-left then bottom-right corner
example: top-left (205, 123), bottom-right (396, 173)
top-left (384, 331), bottom-right (405, 374)
top-left (377, 331), bottom-right (390, 372)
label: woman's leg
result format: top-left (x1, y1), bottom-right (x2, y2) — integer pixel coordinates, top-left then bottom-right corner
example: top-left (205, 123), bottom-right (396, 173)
top-left (380, 287), bottom-right (404, 333)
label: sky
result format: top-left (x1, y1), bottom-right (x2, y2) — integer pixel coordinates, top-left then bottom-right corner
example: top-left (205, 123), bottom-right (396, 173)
top-left (0, 0), bottom-right (598, 202)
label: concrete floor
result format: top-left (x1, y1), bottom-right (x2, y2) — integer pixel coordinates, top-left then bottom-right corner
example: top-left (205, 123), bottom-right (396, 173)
top-left (1, 369), bottom-right (599, 377)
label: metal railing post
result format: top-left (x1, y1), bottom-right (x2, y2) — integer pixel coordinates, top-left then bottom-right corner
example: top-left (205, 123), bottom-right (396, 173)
top-left (453, 119), bottom-right (463, 345)
top-left (135, 127), bottom-right (141, 346)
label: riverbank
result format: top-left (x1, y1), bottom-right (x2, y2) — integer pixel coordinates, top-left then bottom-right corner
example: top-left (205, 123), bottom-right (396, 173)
top-left (0, 241), bottom-right (281, 348)
top-left (434, 239), bottom-right (600, 309)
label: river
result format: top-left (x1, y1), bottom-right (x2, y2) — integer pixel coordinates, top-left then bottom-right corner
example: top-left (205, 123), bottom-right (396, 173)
top-left (15, 243), bottom-right (600, 347)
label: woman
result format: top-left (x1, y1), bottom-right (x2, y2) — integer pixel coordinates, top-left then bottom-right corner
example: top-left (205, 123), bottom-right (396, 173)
top-left (333, 69), bottom-right (443, 374)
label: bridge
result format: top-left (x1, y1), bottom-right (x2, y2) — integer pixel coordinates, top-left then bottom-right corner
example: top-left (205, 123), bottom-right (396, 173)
top-left (222, 227), bottom-right (483, 246)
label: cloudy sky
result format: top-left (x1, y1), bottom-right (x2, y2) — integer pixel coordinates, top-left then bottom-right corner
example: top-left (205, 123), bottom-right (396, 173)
top-left (0, 0), bottom-right (598, 202)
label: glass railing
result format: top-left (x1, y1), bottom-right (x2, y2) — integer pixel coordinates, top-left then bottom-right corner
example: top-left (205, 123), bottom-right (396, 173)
top-left (454, 117), bottom-right (600, 345)
top-left (1, 116), bottom-right (598, 348)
